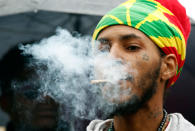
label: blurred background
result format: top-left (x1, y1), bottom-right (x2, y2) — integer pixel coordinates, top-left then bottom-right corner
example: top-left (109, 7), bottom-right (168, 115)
top-left (0, 0), bottom-right (195, 128)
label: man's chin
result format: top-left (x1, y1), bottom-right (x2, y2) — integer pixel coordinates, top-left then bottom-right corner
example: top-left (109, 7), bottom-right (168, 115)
top-left (106, 83), bottom-right (158, 118)
top-left (105, 95), bottom-right (141, 118)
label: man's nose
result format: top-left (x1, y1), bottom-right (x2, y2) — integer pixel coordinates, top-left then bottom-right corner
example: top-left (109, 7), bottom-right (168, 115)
top-left (109, 43), bottom-right (124, 60)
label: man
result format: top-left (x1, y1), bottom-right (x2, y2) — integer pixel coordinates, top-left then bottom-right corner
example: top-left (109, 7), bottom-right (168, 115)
top-left (87, 0), bottom-right (195, 131)
top-left (0, 44), bottom-right (71, 131)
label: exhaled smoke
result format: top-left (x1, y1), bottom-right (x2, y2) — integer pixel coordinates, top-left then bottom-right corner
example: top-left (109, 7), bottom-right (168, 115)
top-left (16, 28), bottom-right (134, 124)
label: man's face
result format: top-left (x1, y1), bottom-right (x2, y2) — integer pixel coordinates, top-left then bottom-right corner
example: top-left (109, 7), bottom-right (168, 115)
top-left (96, 25), bottom-right (162, 116)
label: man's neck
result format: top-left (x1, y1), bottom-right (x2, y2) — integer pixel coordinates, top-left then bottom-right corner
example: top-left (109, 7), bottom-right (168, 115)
top-left (113, 88), bottom-right (164, 131)
top-left (114, 107), bottom-right (163, 131)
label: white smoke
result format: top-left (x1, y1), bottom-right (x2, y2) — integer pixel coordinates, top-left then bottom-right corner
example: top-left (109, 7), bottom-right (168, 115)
top-left (18, 27), bottom-right (133, 121)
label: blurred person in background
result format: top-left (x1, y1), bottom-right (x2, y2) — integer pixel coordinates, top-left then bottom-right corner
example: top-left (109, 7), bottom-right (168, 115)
top-left (0, 43), bottom-right (71, 131)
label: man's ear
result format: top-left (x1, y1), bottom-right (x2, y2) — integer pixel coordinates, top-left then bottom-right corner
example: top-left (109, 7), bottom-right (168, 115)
top-left (160, 54), bottom-right (177, 81)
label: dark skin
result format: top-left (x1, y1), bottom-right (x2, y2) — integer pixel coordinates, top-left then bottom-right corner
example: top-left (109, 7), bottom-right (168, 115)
top-left (97, 25), bottom-right (177, 131)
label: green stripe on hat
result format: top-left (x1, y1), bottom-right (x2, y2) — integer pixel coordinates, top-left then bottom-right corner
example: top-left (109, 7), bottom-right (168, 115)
top-left (138, 20), bottom-right (182, 39)
top-left (130, 0), bottom-right (158, 27)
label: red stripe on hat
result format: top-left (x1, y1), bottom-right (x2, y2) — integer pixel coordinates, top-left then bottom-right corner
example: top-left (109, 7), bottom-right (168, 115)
top-left (164, 13), bottom-right (187, 42)
top-left (155, 0), bottom-right (191, 41)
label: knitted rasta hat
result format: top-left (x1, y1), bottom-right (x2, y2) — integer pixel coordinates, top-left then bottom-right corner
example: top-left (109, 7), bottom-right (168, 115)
top-left (93, 0), bottom-right (191, 87)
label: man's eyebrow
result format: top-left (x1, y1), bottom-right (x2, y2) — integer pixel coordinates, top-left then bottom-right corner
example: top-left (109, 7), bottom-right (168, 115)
top-left (120, 34), bottom-right (141, 41)
top-left (97, 38), bottom-right (110, 43)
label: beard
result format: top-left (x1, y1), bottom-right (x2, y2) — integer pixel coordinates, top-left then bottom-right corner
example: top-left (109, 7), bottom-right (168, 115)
top-left (105, 61), bottom-right (161, 118)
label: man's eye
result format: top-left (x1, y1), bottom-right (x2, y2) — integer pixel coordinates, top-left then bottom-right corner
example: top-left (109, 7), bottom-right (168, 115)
top-left (126, 46), bottom-right (140, 51)
top-left (99, 44), bottom-right (110, 52)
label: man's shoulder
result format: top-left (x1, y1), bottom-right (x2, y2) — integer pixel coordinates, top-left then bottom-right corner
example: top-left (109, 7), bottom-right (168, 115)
top-left (86, 119), bottom-right (113, 131)
top-left (166, 113), bottom-right (195, 131)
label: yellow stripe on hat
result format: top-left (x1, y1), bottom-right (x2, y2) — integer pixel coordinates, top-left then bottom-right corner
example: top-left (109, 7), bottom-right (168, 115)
top-left (150, 36), bottom-right (186, 60)
top-left (135, 10), bottom-right (160, 28)
top-left (147, 0), bottom-right (174, 15)
top-left (120, 0), bottom-right (137, 8)
top-left (121, 0), bottom-right (136, 26)
top-left (93, 15), bottom-right (124, 40)
top-left (93, 25), bottom-right (109, 40)
top-left (154, 2), bottom-right (186, 51)
top-left (135, 2), bottom-right (173, 28)
top-left (165, 22), bottom-right (186, 54)
top-left (106, 15), bottom-right (124, 24)
top-left (161, 19), bottom-right (186, 59)
top-left (133, 0), bottom-right (186, 61)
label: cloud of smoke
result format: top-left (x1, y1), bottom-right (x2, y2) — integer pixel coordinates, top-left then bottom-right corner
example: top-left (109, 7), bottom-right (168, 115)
top-left (16, 28), bottom-right (134, 123)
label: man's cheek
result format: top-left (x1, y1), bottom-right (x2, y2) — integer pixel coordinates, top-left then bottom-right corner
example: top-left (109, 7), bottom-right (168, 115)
top-left (134, 59), bottom-right (149, 75)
